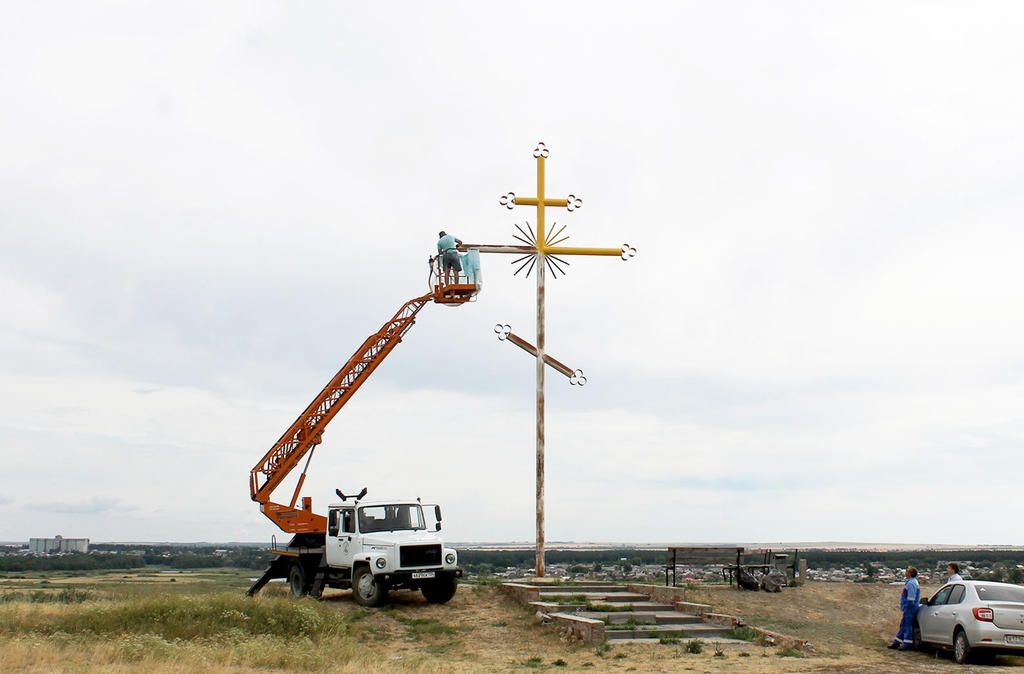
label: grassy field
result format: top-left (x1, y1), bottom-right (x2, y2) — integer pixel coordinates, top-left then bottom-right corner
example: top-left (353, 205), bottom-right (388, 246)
top-left (2, 570), bottom-right (1023, 672)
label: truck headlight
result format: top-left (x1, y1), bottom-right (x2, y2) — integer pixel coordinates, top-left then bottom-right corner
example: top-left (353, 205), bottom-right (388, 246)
top-left (445, 553), bottom-right (456, 565)
top-left (375, 557), bottom-right (387, 569)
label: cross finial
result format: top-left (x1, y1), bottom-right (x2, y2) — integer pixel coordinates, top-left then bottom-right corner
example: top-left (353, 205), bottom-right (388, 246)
top-left (499, 141), bottom-right (581, 254)
top-left (497, 141), bottom-right (635, 275)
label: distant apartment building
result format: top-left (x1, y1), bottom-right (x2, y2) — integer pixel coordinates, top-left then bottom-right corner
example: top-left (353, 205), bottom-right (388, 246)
top-left (28, 535), bottom-right (89, 555)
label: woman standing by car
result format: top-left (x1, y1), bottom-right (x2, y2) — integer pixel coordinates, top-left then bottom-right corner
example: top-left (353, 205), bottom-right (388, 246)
top-left (890, 566), bottom-right (921, 650)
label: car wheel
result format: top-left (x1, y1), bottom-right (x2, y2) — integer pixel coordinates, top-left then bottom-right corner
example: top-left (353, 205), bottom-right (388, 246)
top-left (288, 562), bottom-right (306, 598)
top-left (912, 622), bottom-right (925, 651)
top-left (421, 576), bottom-right (458, 604)
top-left (352, 566), bottom-right (387, 607)
top-left (953, 629), bottom-right (971, 665)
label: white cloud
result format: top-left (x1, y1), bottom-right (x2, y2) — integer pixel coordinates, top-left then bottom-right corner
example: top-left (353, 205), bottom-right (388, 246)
top-left (2, 2), bottom-right (1024, 545)
top-left (26, 497), bottom-right (127, 515)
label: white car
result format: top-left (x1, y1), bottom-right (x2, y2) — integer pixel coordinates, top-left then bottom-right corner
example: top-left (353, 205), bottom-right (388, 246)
top-left (914, 580), bottom-right (1024, 664)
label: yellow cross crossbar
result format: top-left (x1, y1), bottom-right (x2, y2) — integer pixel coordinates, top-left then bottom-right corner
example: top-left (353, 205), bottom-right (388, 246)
top-left (499, 146), bottom-right (627, 260)
top-left (543, 245), bottom-right (621, 257)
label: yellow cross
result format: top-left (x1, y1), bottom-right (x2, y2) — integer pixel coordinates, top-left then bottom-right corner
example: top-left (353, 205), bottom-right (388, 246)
top-left (498, 142), bottom-right (631, 260)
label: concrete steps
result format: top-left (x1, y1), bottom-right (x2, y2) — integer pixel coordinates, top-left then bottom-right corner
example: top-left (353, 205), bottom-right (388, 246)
top-left (502, 579), bottom-right (809, 651)
top-left (608, 631), bottom-right (745, 644)
top-left (536, 590), bottom-right (651, 603)
top-left (503, 580), bottom-right (742, 646)
top-left (603, 623), bottom-right (733, 642)
top-left (583, 611), bottom-right (704, 625)
top-left (534, 583), bottom-right (620, 591)
top-left (623, 602), bottom-right (676, 611)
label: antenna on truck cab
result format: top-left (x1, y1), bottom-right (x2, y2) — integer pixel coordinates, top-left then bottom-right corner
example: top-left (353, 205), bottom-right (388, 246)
top-left (336, 488), bottom-right (368, 502)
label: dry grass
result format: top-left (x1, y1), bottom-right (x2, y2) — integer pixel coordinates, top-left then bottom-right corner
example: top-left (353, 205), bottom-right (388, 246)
top-left (2, 573), bottom-right (1023, 672)
top-left (686, 581), bottom-right (898, 650)
top-left (682, 581), bottom-right (1024, 672)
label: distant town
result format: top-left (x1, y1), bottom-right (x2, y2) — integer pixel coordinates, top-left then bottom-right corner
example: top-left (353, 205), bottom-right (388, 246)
top-left (4, 537), bottom-right (1024, 586)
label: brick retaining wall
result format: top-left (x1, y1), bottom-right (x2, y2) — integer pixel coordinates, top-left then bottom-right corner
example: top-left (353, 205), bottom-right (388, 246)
top-left (549, 613), bottom-right (606, 645)
top-left (499, 582), bottom-right (541, 605)
top-left (674, 600), bottom-right (711, 616)
top-left (624, 583), bottom-right (686, 605)
top-left (704, 612), bottom-right (742, 628)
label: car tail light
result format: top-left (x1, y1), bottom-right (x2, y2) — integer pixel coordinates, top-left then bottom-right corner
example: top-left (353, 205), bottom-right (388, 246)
top-left (972, 607), bottom-right (994, 622)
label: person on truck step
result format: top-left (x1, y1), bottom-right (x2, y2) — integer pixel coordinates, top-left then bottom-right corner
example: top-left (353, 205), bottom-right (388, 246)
top-left (437, 231), bottom-right (462, 283)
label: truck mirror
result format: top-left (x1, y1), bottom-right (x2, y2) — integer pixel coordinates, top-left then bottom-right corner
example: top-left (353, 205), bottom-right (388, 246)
top-left (434, 505), bottom-right (442, 521)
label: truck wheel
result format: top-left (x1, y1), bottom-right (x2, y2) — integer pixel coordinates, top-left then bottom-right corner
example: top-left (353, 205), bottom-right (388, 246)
top-left (352, 566), bottom-right (387, 607)
top-left (288, 562), bottom-right (307, 598)
top-left (421, 576), bottom-right (457, 604)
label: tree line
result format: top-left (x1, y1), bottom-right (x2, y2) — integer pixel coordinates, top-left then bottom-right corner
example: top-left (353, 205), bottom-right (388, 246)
top-left (0, 553), bottom-right (145, 572)
top-left (457, 548), bottom-right (1024, 574)
top-left (4, 546), bottom-right (1022, 575)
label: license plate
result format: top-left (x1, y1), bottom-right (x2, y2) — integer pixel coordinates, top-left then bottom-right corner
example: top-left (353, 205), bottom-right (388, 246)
top-left (1006, 634), bottom-right (1024, 645)
top-left (412, 571), bottom-right (435, 579)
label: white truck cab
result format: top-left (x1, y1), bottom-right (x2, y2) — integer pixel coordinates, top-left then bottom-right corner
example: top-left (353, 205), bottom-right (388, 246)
top-left (324, 498), bottom-right (460, 605)
top-left (247, 494), bottom-right (461, 606)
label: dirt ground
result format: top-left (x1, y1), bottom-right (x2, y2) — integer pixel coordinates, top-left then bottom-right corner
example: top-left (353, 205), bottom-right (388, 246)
top-left (677, 581), bottom-right (1024, 673)
top-left (3, 574), bottom-right (1024, 672)
top-left (313, 580), bottom-right (1024, 672)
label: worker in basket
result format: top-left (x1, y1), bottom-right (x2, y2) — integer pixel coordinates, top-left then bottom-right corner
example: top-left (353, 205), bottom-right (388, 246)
top-left (436, 230), bottom-right (462, 283)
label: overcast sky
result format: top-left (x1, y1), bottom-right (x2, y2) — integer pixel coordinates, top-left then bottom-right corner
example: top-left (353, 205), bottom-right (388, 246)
top-left (2, 2), bottom-right (1023, 546)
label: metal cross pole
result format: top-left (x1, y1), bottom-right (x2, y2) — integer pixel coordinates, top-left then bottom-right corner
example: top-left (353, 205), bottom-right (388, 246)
top-left (460, 141), bottom-right (636, 577)
top-left (494, 323), bottom-right (588, 385)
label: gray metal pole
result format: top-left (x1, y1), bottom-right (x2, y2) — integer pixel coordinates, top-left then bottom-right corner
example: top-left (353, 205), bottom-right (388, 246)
top-left (535, 253), bottom-right (546, 578)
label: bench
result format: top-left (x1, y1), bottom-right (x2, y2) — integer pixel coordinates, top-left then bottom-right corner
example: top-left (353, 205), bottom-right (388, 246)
top-left (665, 546), bottom-right (800, 587)
top-left (741, 548), bottom-right (800, 578)
top-left (665, 546), bottom-right (744, 586)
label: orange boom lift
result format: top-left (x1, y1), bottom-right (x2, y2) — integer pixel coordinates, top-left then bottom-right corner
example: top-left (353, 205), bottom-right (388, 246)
top-left (249, 254), bottom-right (479, 535)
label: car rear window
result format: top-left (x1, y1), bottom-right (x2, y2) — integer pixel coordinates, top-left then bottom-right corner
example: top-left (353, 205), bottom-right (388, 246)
top-left (975, 584), bottom-right (1024, 602)
top-left (948, 585), bottom-right (965, 604)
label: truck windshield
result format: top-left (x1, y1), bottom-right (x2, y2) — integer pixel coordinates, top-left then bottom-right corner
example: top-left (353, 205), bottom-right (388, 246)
top-left (358, 504), bottom-right (425, 533)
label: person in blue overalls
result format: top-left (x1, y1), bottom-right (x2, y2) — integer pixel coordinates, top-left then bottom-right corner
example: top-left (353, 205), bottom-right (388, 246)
top-left (889, 566), bottom-right (920, 649)
top-left (436, 231), bottom-right (463, 283)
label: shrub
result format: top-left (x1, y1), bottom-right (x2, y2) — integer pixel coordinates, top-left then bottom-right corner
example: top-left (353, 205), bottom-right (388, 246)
top-left (685, 639), bottom-right (704, 654)
top-left (724, 626), bottom-right (760, 642)
top-left (56, 588), bottom-right (91, 604)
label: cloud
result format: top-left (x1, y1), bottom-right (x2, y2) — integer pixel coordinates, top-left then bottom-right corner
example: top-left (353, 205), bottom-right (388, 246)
top-left (2, 3), bottom-right (1024, 544)
top-left (26, 497), bottom-right (127, 515)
